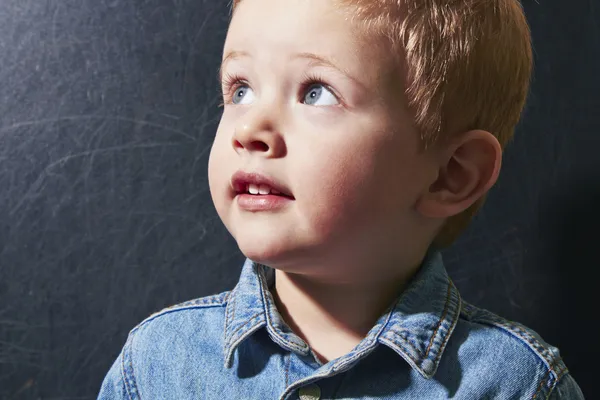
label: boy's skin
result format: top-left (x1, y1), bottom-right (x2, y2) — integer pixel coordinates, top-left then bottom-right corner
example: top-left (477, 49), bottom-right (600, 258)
top-left (208, 0), bottom-right (501, 364)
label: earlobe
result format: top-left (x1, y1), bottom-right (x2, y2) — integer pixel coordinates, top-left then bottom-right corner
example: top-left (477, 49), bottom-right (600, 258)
top-left (416, 130), bottom-right (502, 219)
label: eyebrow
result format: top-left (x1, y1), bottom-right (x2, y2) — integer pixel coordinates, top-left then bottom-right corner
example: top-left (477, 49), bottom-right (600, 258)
top-left (218, 50), bottom-right (250, 83)
top-left (218, 50), bottom-right (363, 87)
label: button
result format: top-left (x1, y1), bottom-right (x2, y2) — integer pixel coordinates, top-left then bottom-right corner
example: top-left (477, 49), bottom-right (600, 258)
top-left (299, 384), bottom-right (321, 400)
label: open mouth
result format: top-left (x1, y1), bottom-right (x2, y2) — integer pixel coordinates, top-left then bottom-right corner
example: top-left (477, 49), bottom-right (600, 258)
top-left (231, 171), bottom-right (295, 199)
top-left (243, 183), bottom-right (291, 197)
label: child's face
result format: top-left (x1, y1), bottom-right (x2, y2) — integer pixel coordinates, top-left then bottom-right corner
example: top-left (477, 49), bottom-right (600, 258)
top-left (208, 0), bottom-right (437, 275)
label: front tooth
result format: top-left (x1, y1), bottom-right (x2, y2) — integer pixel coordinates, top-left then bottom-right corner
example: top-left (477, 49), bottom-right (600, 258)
top-left (258, 184), bottom-right (270, 195)
top-left (248, 184), bottom-right (259, 194)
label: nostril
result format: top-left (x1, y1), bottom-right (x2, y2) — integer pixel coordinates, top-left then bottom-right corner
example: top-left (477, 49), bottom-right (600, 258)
top-left (248, 141), bottom-right (269, 152)
top-left (233, 139), bottom-right (269, 152)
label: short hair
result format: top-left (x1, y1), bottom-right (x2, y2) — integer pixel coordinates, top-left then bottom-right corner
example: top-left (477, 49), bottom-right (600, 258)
top-left (229, 0), bottom-right (533, 247)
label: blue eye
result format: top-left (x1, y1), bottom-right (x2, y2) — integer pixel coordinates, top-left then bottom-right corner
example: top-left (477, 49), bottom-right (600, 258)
top-left (232, 85), bottom-right (255, 105)
top-left (303, 83), bottom-right (338, 106)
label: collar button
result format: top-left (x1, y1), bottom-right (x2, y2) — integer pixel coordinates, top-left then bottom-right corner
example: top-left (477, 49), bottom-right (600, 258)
top-left (299, 383), bottom-right (321, 400)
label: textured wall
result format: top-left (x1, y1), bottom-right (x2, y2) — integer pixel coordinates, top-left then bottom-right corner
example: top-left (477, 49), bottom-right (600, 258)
top-left (0, 0), bottom-right (598, 398)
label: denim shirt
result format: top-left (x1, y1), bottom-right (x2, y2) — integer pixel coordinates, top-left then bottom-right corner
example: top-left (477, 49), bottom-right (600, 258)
top-left (98, 251), bottom-right (584, 399)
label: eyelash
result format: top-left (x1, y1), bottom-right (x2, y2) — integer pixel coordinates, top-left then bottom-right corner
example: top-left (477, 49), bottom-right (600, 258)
top-left (219, 72), bottom-right (340, 106)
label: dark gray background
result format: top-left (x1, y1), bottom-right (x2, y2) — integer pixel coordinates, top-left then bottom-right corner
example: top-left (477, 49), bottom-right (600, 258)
top-left (0, 0), bottom-right (598, 398)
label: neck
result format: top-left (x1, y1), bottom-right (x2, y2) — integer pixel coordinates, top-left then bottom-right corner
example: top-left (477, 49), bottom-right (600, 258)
top-left (271, 258), bottom-right (421, 363)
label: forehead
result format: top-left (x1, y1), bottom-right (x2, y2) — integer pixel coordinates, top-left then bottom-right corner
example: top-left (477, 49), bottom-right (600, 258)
top-left (224, 0), bottom-right (384, 72)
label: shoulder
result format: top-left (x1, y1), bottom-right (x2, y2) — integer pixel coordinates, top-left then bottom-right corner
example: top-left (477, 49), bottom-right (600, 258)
top-left (459, 300), bottom-right (567, 378)
top-left (454, 300), bottom-right (582, 399)
top-left (135, 291), bottom-right (230, 329)
top-left (126, 291), bottom-right (230, 365)
top-left (127, 291), bottom-right (230, 343)
top-left (104, 292), bottom-right (231, 399)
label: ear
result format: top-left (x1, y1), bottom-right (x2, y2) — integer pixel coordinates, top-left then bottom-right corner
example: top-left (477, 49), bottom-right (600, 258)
top-left (416, 130), bottom-right (502, 219)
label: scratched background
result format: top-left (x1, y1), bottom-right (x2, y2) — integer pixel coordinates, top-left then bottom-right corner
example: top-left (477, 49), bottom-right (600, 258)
top-left (0, 0), bottom-right (598, 398)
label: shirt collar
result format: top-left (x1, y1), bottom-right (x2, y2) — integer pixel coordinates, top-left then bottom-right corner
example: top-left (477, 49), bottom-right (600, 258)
top-left (223, 249), bottom-right (462, 379)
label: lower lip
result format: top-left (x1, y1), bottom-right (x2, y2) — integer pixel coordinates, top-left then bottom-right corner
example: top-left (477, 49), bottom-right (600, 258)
top-left (236, 194), bottom-right (293, 211)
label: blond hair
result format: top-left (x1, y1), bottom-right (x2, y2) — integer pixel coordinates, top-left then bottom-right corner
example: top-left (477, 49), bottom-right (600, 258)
top-left (230, 0), bottom-right (533, 247)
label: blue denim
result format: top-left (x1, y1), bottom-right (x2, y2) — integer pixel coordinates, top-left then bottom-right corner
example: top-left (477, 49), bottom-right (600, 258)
top-left (98, 251), bottom-right (584, 399)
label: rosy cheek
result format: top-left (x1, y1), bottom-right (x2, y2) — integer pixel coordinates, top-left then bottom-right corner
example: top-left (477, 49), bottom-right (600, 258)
top-left (299, 157), bottom-right (372, 237)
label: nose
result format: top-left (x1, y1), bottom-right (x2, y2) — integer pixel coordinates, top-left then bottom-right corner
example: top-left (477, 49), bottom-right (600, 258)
top-left (232, 109), bottom-right (286, 158)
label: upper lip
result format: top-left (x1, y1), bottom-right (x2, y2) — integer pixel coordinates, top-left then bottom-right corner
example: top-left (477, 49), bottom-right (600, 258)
top-left (231, 170), bottom-right (294, 198)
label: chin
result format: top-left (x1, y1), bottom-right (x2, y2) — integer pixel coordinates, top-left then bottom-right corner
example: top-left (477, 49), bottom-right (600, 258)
top-left (235, 236), bottom-right (290, 266)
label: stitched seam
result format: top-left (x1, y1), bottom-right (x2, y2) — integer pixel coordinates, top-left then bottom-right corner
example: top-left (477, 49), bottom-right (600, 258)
top-left (375, 299), bottom-right (398, 341)
top-left (228, 287), bottom-right (238, 339)
top-left (555, 368), bottom-right (568, 381)
top-left (285, 354), bottom-right (291, 387)
top-left (425, 280), bottom-right (452, 357)
top-left (224, 290), bottom-right (233, 329)
top-left (379, 336), bottom-right (425, 371)
top-left (460, 302), bottom-right (474, 318)
top-left (532, 365), bottom-right (552, 400)
top-left (533, 359), bottom-right (569, 400)
top-left (225, 288), bottom-right (238, 339)
top-left (461, 301), bottom-right (564, 376)
top-left (137, 300), bottom-right (227, 332)
top-left (266, 320), bottom-right (307, 352)
top-left (546, 370), bottom-right (569, 399)
top-left (223, 288), bottom-right (234, 348)
top-left (332, 343), bottom-right (377, 372)
top-left (327, 315), bottom-right (388, 373)
top-left (380, 281), bottom-right (460, 371)
top-left (258, 266), bottom-right (307, 352)
top-left (226, 311), bottom-right (263, 347)
top-left (381, 333), bottom-right (424, 362)
top-left (123, 332), bottom-right (139, 400)
top-left (121, 346), bottom-right (134, 400)
top-left (433, 281), bottom-right (461, 365)
top-left (166, 292), bottom-right (227, 310)
top-left (518, 330), bottom-right (560, 375)
top-left (225, 316), bottom-right (265, 369)
top-left (180, 292), bottom-right (227, 307)
top-left (223, 287), bottom-right (238, 360)
top-left (379, 336), bottom-right (436, 379)
top-left (517, 327), bottom-right (555, 369)
top-left (532, 374), bottom-right (545, 399)
top-left (369, 297), bottom-right (403, 350)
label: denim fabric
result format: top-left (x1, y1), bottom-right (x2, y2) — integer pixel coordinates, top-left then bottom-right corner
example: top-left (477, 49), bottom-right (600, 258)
top-left (98, 251), bottom-right (584, 399)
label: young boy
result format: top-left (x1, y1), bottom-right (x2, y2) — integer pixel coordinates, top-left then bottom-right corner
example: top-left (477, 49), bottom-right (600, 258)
top-left (98, 0), bottom-right (584, 398)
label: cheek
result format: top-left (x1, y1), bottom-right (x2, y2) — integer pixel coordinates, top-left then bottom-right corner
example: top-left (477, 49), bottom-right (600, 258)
top-left (207, 144), bottom-right (219, 202)
top-left (293, 127), bottom-right (422, 240)
top-left (208, 124), bottom-right (233, 214)
top-left (294, 139), bottom-right (385, 237)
